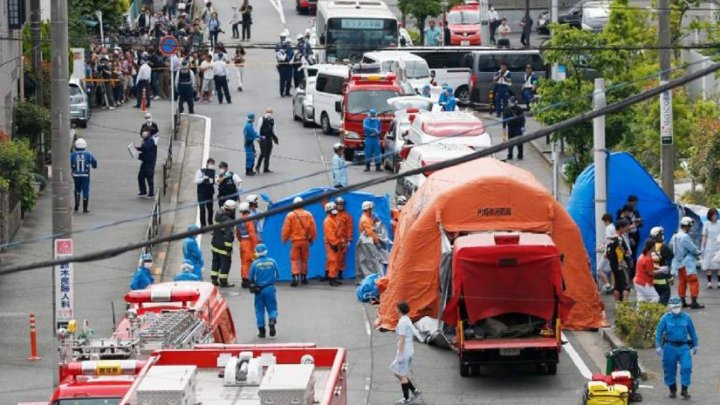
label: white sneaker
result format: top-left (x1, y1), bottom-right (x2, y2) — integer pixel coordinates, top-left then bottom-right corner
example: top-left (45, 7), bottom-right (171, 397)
top-left (395, 399), bottom-right (410, 405)
top-left (410, 389), bottom-right (422, 401)
top-left (153, 95), bottom-right (160, 100)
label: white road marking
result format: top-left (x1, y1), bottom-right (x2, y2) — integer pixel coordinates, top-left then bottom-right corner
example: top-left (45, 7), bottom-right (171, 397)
top-left (266, 0), bottom-right (286, 26)
top-left (561, 332), bottom-right (593, 379)
top-left (314, 128), bottom-right (333, 185)
top-left (193, 114), bottom-right (212, 246)
top-left (639, 384), bottom-right (654, 389)
top-left (0, 312), bottom-right (27, 318)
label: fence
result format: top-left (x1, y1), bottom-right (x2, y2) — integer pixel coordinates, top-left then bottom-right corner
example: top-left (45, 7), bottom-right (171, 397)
top-left (140, 191), bottom-right (162, 258)
top-left (162, 114), bottom-right (179, 197)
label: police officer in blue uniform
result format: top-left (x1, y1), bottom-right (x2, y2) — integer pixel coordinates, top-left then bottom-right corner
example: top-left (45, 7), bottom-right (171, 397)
top-left (249, 244), bottom-right (279, 338)
top-left (135, 129), bottom-right (157, 198)
top-left (655, 296), bottom-right (699, 399)
top-left (130, 253), bottom-right (154, 290)
top-left (175, 59), bottom-right (196, 114)
top-left (363, 108), bottom-right (382, 172)
top-left (70, 138), bottom-right (98, 213)
top-left (244, 113), bottom-right (259, 176)
top-left (182, 224), bottom-right (204, 279)
top-left (174, 260), bottom-right (202, 282)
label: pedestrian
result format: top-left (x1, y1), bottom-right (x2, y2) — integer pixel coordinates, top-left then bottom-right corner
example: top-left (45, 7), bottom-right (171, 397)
top-left (619, 195), bottom-right (643, 260)
top-left (443, 20), bottom-right (451, 46)
top-left (502, 96), bottom-right (525, 160)
top-left (200, 53), bottom-right (214, 102)
top-left (596, 213), bottom-right (615, 294)
top-left (421, 84), bottom-right (431, 98)
top-left (135, 129), bottom-right (157, 199)
top-left (130, 253), bottom-right (155, 290)
top-left (174, 261), bottom-right (202, 282)
top-left (391, 196), bottom-right (407, 237)
top-left (243, 113), bottom-right (259, 176)
top-left (241, 0), bottom-right (253, 41)
top-left (195, 158), bottom-right (216, 226)
top-left (213, 52), bottom-right (231, 104)
top-left (390, 301), bottom-right (422, 405)
top-left (215, 161), bottom-right (243, 208)
top-left (230, 6), bottom-right (241, 39)
top-left (246, 194), bottom-right (265, 234)
top-left (520, 13), bottom-right (533, 48)
top-left (182, 224), bottom-right (204, 279)
top-left (363, 108), bottom-right (382, 172)
top-left (493, 61), bottom-right (511, 117)
top-left (201, 1), bottom-right (215, 25)
top-left (140, 113), bottom-right (160, 145)
top-left (335, 197), bottom-right (352, 280)
top-left (236, 202), bottom-right (259, 289)
top-left (522, 64), bottom-right (538, 109)
top-left (137, 7), bottom-right (154, 30)
top-left (70, 138), bottom-right (98, 214)
top-left (488, 5), bottom-right (500, 45)
top-left (234, 46), bottom-right (246, 91)
top-left (210, 199), bottom-right (237, 287)
top-left (700, 207), bottom-right (720, 289)
top-left (134, 56), bottom-right (152, 109)
top-left (655, 296), bottom-right (699, 399)
top-left (635, 239), bottom-right (662, 302)
top-left (438, 83), bottom-right (449, 105)
top-left (607, 218), bottom-right (632, 302)
top-left (150, 51), bottom-right (165, 100)
top-left (249, 244), bottom-right (279, 338)
top-left (255, 108), bottom-right (279, 174)
top-left (423, 19), bottom-right (441, 46)
top-left (281, 196), bottom-right (317, 287)
top-left (331, 143), bottom-right (349, 188)
top-left (208, 12), bottom-right (222, 49)
top-left (175, 59), bottom-right (196, 113)
top-left (650, 226), bottom-right (674, 306)
top-left (497, 18), bottom-right (511, 48)
top-left (323, 202), bottom-right (342, 286)
top-left (671, 217), bottom-right (705, 309)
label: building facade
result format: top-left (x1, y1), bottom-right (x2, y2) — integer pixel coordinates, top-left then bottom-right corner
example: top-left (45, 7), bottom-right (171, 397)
top-left (0, 0), bottom-right (24, 135)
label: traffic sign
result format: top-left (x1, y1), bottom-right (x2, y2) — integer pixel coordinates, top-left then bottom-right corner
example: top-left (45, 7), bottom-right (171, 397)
top-left (159, 35), bottom-right (178, 55)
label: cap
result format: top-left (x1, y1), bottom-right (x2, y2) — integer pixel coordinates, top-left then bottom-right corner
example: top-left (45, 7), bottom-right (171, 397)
top-left (369, 108), bottom-right (376, 116)
top-left (333, 142), bottom-right (344, 151)
top-left (74, 138), bottom-right (88, 150)
top-left (145, 113), bottom-right (152, 119)
top-left (223, 199), bottom-right (238, 211)
top-left (187, 224), bottom-right (200, 232)
top-left (680, 216), bottom-right (694, 226)
top-left (246, 194), bottom-right (259, 204)
top-left (668, 296), bottom-right (682, 308)
top-left (247, 112), bottom-right (255, 120)
top-left (255, 244), bottom-right (268, 256)
top-left (297, 34), bottom-right (304, 40)
top-left (335, 196), bottom-right (345, 205)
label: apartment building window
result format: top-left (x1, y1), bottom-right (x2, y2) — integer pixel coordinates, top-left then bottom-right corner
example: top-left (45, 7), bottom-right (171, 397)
top-left (7, 0), bottom-right (25, 29)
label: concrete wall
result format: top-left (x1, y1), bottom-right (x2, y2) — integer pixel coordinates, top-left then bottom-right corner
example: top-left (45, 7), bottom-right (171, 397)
top-left (0, 1), bottom-right (21, 135)
top-left (682, 49), bottom-right (720, 101)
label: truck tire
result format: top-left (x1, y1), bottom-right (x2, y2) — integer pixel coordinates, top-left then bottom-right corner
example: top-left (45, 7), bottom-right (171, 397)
top-left (321, 113), bottom-right (333, 135)
top-left (546, 363), bottom-right (557, 375)
top-left (455, 85), bottom-right (470, 106)
top-left (459, 363), bottom-right (471, 377)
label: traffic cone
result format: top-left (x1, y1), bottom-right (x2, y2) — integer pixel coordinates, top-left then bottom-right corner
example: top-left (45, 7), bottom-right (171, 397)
top-left (28, 313), bottom-right (41, 361)
top-left (141, 87), bottom-right (148, 113)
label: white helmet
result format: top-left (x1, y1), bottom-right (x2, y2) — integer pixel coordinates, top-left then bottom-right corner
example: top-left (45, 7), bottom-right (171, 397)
top-left (325, 202), bottom-right (337, 213)
top-left (246, 194), bottom-right (259, 204)
top-left (223, 199), bottom-right (238, 211)
top-left (74, 138), bottom-right (88, 150)
top-left (362, 201), bottom-right (374, 210)
top-left (650, 226), bottom-right (664, 237)
top-left (238, 202), bottom-right (251, 212)
top-left (680, 216), bottom-right (694, 226)
top-left (333, 143), bottom-right (344, 152)
top-left (293, 196), bottom-right (303, 204)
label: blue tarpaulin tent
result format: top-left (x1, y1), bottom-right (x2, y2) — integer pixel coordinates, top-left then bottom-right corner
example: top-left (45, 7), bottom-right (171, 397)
top-left (260, 187), bottom-right (391, 281)
top-left (566, 152), bottom-right (679, 274)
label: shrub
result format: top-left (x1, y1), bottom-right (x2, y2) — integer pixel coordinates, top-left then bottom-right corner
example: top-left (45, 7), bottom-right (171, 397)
top-left (0, 139), bottom-right (38, 212)
top-left (614, 302), bottom-right (667, 349)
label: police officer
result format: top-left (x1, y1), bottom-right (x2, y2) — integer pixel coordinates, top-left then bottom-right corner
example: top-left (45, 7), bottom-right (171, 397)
top-left (275, 32), bottom-right (294, 97)
top-left (182, 224), bottom-right (204, 279)
top-left (244, 113), bottom-right (259, 176)
top-left (292, 35), bottom-right (304, 88)
top-left (522, 64), bottom-right (538, 110)
top-left (174, 261), bottom-right (202, 282)
top-left (655, 296), bottom-right (699, 399)
top-left (216, 161), bottom-right (243, 208)
top-left (135, 129), bottom-right (157, 198)
top-left (130, 253), bottom-right (154, 290)
top-left (255, 108), bottom-right (279, 174)
top-left (503, 96), bottom-right (525, 160)
top-left (249, 244), bottom-right (279, 338)
top-left (363, 108), bottom-right (382, 172)
top-left (175, 59), bottom-right (196, 113)
top-left (70, 138), bottom-right (98, 213)
top-left (493, 61), bottom-right (512, 117)
top-left (195, 158), bottom-right (216, 227)
top-left (210, 199), bottom-right (237, 287)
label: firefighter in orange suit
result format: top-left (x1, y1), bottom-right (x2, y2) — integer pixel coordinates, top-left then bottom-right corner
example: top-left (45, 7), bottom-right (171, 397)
top-left (281, 196), bottom-right (317, 287)
top-left (236, 202), bottom-right (259, 289)
top-left (335, 197), bottom-right (353, 280)
top-left (323, 202), bottom-right (343, 286)
top-left (391, 196), bottom-right (407, 236)
top-left (360, 200), bottom-right (380, 244)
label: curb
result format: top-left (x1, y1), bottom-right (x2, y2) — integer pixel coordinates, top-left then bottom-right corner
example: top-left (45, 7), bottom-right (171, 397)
top-left (599, 327), bottom-right (649, 380)
top-left (529, 138), bottom-right (553, 167)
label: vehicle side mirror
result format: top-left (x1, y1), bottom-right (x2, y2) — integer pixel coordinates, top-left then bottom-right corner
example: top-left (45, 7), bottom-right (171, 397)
top-left (319, 34), bottom-right (326, 45)
top-left (335, 101), bottom-right (342, 113)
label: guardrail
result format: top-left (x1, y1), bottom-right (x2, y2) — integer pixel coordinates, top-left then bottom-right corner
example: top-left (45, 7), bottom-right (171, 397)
top-left (162, 124), bottom-right (175, 196)
top-left (140, 191), bottom-right (162, 258)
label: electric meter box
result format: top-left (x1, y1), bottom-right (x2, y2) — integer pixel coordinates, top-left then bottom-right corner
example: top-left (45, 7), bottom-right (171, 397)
top-left (136, 365), bottom-right (198, 405)
top-left (258, 364), bottom-right (315, 405)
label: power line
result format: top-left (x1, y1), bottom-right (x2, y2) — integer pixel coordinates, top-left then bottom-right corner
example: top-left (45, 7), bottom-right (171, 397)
top-left (2, 60), bottom-right (719, 276)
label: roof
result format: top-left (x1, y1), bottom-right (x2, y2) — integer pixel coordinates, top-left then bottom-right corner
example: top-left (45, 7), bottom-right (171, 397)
top-left (363, 51), bottom-right (426, 63)
top-left (317, 0), bottom-right (396, 19)
top-left (405, 143), bottom-right (474, 163)
top-left (309, 63), bottom-right (350, 74)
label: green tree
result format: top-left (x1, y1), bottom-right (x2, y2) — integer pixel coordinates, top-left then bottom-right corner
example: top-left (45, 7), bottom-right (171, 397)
top-left (0, 139), bottom-right (38, 212)
top-left (406, 0), bottom-right (442, 43)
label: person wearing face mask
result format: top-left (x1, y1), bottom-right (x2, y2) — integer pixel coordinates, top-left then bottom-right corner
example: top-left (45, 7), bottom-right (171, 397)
top-left (182, 224), bottom-right (204, 279)
top-left (363, 109), bottom-right (382, 172)
top-left (255, 108), bottom-right (279, 174)
top-left (244, 113), bottom-right (259, 176)
top-left (195, 158), bottom-right (216, 226)
top-left (130, 253), bottom-right (155, 290)
top-left (215, 161), bottom-right (243, 208)
top-left (140, 113), bottom-right (160, 145)
top-left (134, 128), bottom-right (158, 199)
top-left (655, 296), bottom-right (699, 399)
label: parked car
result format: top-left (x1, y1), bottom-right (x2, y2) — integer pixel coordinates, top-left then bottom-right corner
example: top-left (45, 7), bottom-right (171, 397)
top-left (446, 2), bottom-right (481, 46)
top-left (293, 73), bottom-right (317, 127)
top-left (395, 142), bottom-right (475, 199)
top-left (405, 111), bottom-right (491, 151)
top-left (581, 1), bottom-right (610, 33)
top-left (69, 78), bottom-right (91, 128)
top-left (536, 0), bottom-right (596, 35)
top-left (383, 96), bottom-right (435, 172)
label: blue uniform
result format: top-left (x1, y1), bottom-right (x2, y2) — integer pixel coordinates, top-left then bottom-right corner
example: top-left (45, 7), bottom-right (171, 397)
top-left (174, 271), bottom-right (201, 282)
top-left (438, 89), bottom-right (449, 106)
top-left (70, 150), bottom-right (98, 199)
top-left (249, 256), bottom-right (279, 328)
top-left (443, 95), bottom-right (457, 111)
top-left (363, 116), bottom-right (381, 167)
top-left (655, 311), bottom-right (698, 388)
top-left (182, 236), bottom-right (204, 279)
top-left (493, 70), bottom-right (512, 116)
top-left (130, 266), bottom-right (154, 290)
top-left (244, 121), bottom-right (258, 171)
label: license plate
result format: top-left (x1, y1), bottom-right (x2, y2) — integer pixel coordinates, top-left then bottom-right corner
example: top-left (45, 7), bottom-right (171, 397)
top-left (499, 348), bottom-right (520, 356)
top-left (461, 40), bottom-right (470, 46)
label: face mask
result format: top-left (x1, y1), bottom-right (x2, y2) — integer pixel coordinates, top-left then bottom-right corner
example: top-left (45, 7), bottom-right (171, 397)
top-left (671, 308), bottom-right (681, 315)
top-left (141, 132), bottom-right (149, 139)
top-left (219, 168), bottom-right (227, 175)
top-left (207, 164), bottom-right (214, 170)
top-left (146, 119), bottom-right (153, 125)
top-left (143, 262), bottom-right (153, 269)
top-left (331, 210), bottom-right (338, 215)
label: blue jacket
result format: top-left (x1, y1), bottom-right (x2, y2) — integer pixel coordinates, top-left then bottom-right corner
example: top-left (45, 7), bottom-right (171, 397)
top-left (443, 96), bottom-right (457, 111)
top-left (137, 137), bottom-right (157, 165)
top-left (363, 117), bottom-right (380, 138)
top-left (249, 257), bottom-right (279, 287)
top-left (182, 236), bottom-right (204, 278)
top-left (331, 154), bottom-right (348, 187)
top-left (244, 121), bottom-right (258, 147)
top-left (71, 151), bottom-right (98, 177)
top-left (174, 271), bottom-right (201, 282)
top-left (671, 231), bottom-right (699, 275)
top-left (130, 266), bottom-right (154, 290)
top-left (655, 311), bottom-right (698, 348)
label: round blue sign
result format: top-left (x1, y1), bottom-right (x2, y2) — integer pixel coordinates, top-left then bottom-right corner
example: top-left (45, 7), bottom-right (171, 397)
top-left (159, 36), bottom-right (178, 55)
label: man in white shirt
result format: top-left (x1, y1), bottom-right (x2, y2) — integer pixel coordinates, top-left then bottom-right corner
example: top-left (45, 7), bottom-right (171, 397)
top-left (135, 57), bottom-right (152, 109)
top-left (488, 5), bottom-right (500, 44)
top-left (199, 53), bottom-right (214, 102)
top-left (213, 53), bottom-right (231, 104)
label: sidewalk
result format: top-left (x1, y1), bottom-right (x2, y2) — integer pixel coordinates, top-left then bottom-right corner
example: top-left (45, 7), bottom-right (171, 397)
top-left (0, 101), bottom-right (174, 404)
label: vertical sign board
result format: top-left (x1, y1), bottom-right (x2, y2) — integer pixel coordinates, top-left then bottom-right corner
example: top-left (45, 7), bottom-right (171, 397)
top-left (54, 239), bottom-right (74, 330)
top-left (660, 83), bottom-right (673, 145)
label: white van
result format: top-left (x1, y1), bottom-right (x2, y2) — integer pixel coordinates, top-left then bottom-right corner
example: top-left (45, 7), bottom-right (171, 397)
top-left (361, 51), bottom-right (432, 94)
top-left (308, 64), bottom-right (350, 134)
top-left (395, 143), bottom-right (475, 199)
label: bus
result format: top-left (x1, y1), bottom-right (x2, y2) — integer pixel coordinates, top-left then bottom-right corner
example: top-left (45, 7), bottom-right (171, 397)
top-left (316, 0), bottom-right (399, 63)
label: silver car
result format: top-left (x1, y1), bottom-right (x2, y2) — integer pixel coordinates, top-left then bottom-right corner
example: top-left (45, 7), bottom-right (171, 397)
top-left (69, 78), bottom-right (91, 128)
top-left (293, 75), bottom-right (317, 127)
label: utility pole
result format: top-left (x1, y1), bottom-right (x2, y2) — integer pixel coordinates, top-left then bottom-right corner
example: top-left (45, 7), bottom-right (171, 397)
top-left (659, 0), bottom-right (674, 199)
top-left (31, 0), bottom-right (42, 105)
top-left (479, 0), bottom-right (489, 45)
top-left (551, 0), bottom-right (559, 79)
top-left (593, 78), bottom-right (607, 276)
top-left (51, 0), bottom-right (72, 340)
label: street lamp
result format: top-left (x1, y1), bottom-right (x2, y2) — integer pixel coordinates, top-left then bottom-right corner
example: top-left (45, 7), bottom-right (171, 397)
top-left (95, 10), bottom-right (104, 47)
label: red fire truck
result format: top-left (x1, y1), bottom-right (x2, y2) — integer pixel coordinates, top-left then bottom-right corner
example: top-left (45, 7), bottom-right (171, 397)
top-left (337, 73), bottom-right (403, 161)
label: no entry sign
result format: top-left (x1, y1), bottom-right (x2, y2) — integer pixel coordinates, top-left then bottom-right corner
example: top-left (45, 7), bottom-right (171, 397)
top-left (159, 35), bottom-right (178, 55)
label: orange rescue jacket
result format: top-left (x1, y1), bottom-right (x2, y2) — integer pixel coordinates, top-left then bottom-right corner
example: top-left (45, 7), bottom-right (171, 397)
top-left (359, 212), bottom-right (379, 244)
top-left (282, 209), bottom-right (317, 243)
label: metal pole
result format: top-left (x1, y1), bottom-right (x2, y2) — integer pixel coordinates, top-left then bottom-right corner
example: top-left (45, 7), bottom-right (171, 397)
top-left (551, 0), bottom-right (559, 80)
top-left (550, 0), bottom-right (560, 195)
top-left (51, 0), bottom-right (72, 338)
top-left (97, 12), bottom-right (104, 48)
top-left (593, 78), bottom-right (607, 277)
top-left (31, 0), bottom-right (42, 105)
top-left (170, 61), bottom-right (175, 134)
top-left (479, 1), bottom-right (489, 46)
top-left (659, 0), bottom-right (674, 199)
top-left (552, 137), bottom-right (558, 199)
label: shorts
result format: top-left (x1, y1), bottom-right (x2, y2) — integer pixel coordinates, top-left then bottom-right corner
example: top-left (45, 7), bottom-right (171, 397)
top-left (202, 78), bottom-right (214, 92)
top-left (613, 267), bottom-right (630, 293)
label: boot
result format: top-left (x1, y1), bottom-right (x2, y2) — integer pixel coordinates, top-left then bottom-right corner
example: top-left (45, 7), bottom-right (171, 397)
top-left (301, 274), bottom-right (308, 285)
top-left (376, 165), bottom-right (383, 172)
top-left (690, 297), bottom-right (705, 309)
top-left (364, 164), bottom-right (370, 172)
top-left (211, 276), bottom-right (219, 286)
top-left (74, 193), bottom-right (80, 212)
top-left (681, 386), bottom-right (690, 399)
top-left (669, 384), bottom-right (677, 398)
top-left (337, 271), bottom-right (343, 281)
top-left (681, 297), bottom-right (690, 308)
top-left (319, 272), bottom-right (329, 282)
top-left (83, 199), bottom-right (89, 213)
top-left (290, 275), bottom-right (298, 287)
top-left (329, 278), bottom-right (341, 287)
top-left (241, 278), bottom-right (250, 289)
top-left (258, 327), bottom-right (266, 338)
top-left (269, 318), bottom-right (277, 337)
top-left (219, 279), bottom-right (236, 288)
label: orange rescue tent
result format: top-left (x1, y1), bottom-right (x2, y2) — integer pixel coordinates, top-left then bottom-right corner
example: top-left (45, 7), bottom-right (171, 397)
top-left (377, 158), bottom-right (606, 331)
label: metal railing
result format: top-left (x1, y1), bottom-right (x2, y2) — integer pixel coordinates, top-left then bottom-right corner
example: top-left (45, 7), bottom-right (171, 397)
top-left (140, 191), bottom-right (162, 257)
top-left (162, 127), bottom-right (174, 196)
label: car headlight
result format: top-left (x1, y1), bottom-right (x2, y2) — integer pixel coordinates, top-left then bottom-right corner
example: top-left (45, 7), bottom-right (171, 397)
top-left (342, 130), bottom-right (361, 140)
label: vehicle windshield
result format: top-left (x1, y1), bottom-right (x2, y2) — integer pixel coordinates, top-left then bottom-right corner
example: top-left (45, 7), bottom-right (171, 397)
top-left (348, 90), bottom-right (401, 114)
top-left (447, 11), bottom-right (480, 25)
top-left (584, 6), bottom-right (609, 18)
top-left (56, 398), bottom-right (121, 405)
top-left (389, 99), bottom-right (433, 111)
top-left (405, 61), bottom-right (430, 79)
top-left (327, 18), bottom-right (399, 62)
top-left (422, 121), bottom-right (485, 137)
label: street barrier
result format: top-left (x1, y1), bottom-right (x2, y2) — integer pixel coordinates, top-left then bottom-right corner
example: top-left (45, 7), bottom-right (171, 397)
top-left (140, 192), bottom-right (162, 259)
top-left (28, 313), bottom-right (40, 361)
top-left (162, 129), bottom-right (174, 196)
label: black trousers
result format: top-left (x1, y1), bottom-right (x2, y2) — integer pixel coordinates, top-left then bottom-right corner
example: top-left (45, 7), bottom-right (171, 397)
top-left (232, 23), bottom-right (240, 38)
top-left (256, 141), bottom-right (273, 172)
top-left (242, 21), bottom-right (251, 40)
top-left (211, 251), bottom-right (232, 283)
top-left (506, 133), bottom-right (523, 159)
top-left (278, 65), bottom-right (292, 96)
top-left (214, 76), bottom-right (231, 103)
top-left (178, 84), bottom-right (195, 113)
top-left (655, 283), bottom-right (671, 306)
top-left (138, 162), bottom-right (155, 196)
top-left (198, 197), bottom-right (214, 227)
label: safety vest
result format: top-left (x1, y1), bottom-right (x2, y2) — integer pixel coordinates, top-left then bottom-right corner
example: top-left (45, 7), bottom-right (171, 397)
top-left (236, 220), bottom-right (250, 239)
top-left (217, 173), bottom-right (238, 199)
top-left (260, 116), bottom-right (274, 137)
top-left (178, 68), bottom-right (192, 85)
